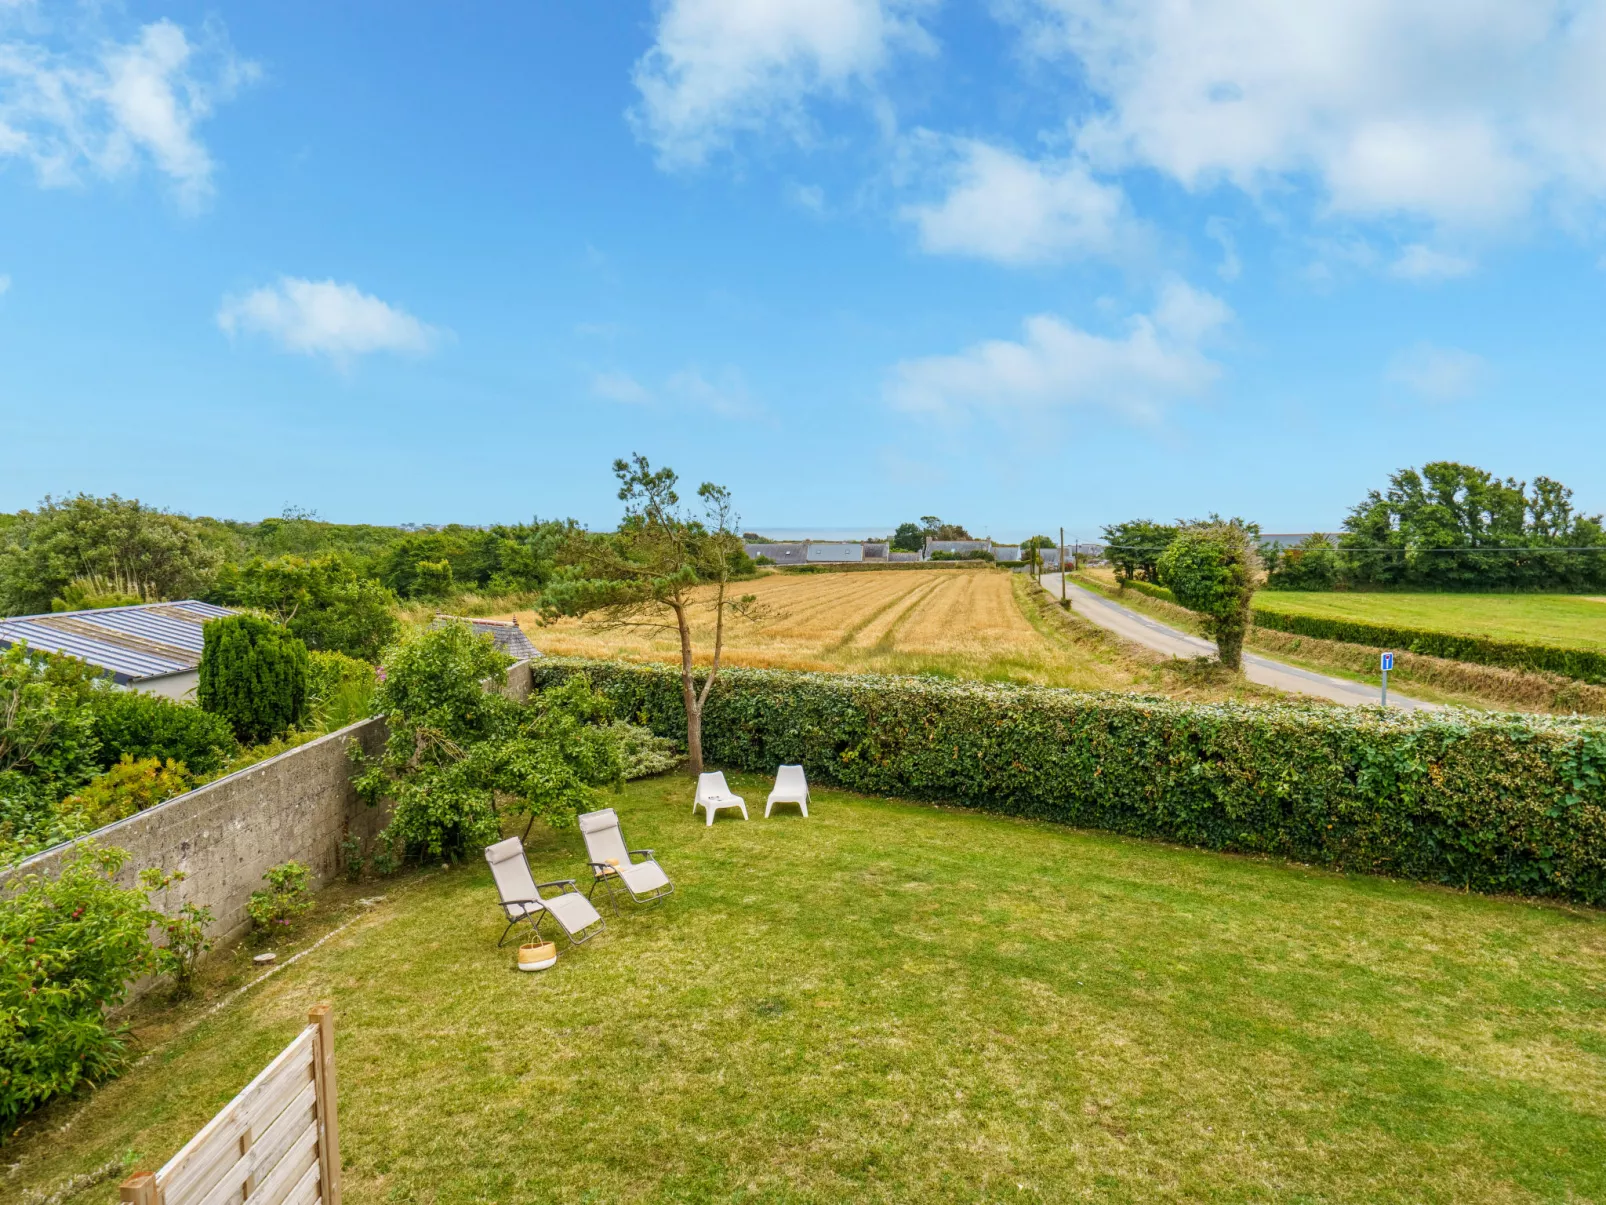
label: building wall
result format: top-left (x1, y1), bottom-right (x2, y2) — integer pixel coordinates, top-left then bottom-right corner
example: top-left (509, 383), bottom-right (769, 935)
top-left (134, 669), bottom-right (199, 701)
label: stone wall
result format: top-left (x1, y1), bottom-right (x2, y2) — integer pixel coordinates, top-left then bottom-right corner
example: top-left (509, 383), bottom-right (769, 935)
top-left (3, 660), bottom-right (535, 947)
top-left (4, 717), bottom-right (389, 941)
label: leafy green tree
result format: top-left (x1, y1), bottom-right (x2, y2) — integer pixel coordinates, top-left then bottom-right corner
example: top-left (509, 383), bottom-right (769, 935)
top-left (1338, 463), bottom-right (1606, 591)
top-left (545, 455), bottom-right (757, 774)
top-left (411, 559), bottom-right (455, 600)
top-left (1158, 522), bottom-right (1262, 670)
top-left (0, 647), bottom-right (102, 861)
top-left (207, 554), bottom-right (399, 660)
top-left (920, 516), bottom-right (972, 541)
top-left (0, 495), bottom-right (221, 616)
top-left (1101, 520), bottom-right (1179, 583)
top-left (1262, 534), bottom-right (1339, 591)
top-left (0, 844), bottom-right (166, 1128)
top-left (890, 522), bottom-right (924, 552)
top-left (197, 616), bottom-right (310, 745)
top-left (353, 624), bottom-right (624, 857)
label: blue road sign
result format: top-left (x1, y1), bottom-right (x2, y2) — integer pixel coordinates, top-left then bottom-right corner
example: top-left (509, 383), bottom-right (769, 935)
top-left (1380, 651), bottom-right (1395, 671)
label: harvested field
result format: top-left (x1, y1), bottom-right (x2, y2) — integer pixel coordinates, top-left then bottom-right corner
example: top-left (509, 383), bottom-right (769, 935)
top-left (504, 569), bottom-right (1280, 702)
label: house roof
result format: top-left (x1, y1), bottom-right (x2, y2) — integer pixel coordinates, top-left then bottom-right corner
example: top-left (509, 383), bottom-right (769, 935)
top-left (0, 600), bottom-right (236, 683)
top-left (434, 615), bottom-right (540, 660)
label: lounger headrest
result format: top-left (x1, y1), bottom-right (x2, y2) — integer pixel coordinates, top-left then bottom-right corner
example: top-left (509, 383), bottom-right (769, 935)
top-left (484, 837), bottom-right (525, 865)
top-left (578, 808), bottom-right (619, 835)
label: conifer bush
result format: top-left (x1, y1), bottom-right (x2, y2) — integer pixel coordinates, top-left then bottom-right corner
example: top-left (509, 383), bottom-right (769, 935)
top-left (197, 615), bottom-right (310, 745)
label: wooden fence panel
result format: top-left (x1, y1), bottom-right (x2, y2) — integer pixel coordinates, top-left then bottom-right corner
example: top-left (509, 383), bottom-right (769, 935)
top-left (120, 1005), bottom-right (341, 1205)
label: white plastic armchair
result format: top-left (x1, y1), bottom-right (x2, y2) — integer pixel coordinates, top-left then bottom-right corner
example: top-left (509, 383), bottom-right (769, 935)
top-left (694, 771), bottom-right (748, 826)
top-left (484, 836), bottom-right (605, 947)
top-left (578, 807), bottom-right (673, 909)
top-left (766, 765), bottom-right (810, 818)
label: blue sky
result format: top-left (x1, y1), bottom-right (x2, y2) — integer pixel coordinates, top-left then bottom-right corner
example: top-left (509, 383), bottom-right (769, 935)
top-left (3, 1), bottom-right (1605, 543)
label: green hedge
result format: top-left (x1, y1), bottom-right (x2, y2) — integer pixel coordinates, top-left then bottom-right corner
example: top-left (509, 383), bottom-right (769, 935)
top-left (1251, 607), bottom-right (1606, 684)
top-left (1122, 578), bottom-right (1179, 604)
top-left (530, 658), bottom-right (1606, 904)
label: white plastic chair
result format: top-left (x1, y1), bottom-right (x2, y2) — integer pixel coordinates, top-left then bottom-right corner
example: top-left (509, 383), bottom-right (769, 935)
top-left (578, 807), bottom-right (673, 909)
top-left (766, 765), bottom-right (810, 818)
top-left (694, 771), bottom-right (748, 826)
top-left (484, 836), bottom-right (605, 947)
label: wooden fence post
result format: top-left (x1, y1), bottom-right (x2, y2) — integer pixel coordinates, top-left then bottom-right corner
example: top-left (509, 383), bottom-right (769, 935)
top-left (118, 1171), bottom-right (157, 1204)
top-left (308, 1003), bottom-right (342, 1205)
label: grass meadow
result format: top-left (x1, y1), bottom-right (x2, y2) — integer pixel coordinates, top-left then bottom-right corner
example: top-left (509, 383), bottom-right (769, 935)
top-left (506, 569), bottom-right (1278, 705)
top-left (1253, 590), bottom-right (1606, 651)
top-left (13, 772), bottom-right (1606, 1204)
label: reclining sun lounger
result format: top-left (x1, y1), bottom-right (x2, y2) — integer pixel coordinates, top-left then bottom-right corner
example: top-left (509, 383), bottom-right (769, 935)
top-left (578, 807), bottom-right (674, 910)
top-left (485, 836), bottom-right (606, 947)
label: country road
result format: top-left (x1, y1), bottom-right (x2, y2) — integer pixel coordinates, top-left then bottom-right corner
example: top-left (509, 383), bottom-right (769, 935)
top-left (1038, 574), bottom-right (1439, 711)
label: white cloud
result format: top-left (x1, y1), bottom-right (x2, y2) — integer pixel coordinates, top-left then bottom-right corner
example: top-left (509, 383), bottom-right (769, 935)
top-left (217, 278), bottom-right (440, 361)
top-left (592, 371), bottom-right (652, 404)
top-left (1389, 243), bottom-right (1476, 281)
top-left (900, 136), bottom-right (1134, 265)
top-left (1386, 342), bottom-right (1486, 400)
top-left (886, 279), bottom-right (1230, 421)
top-left (1009, 1), bottom-right (1606, 232)
top-left (667, 366), bottom-right (760, 417)
top-left (0, 17), bottom-right (257, 206)
top-left (630, 0), bottom-right (930, 167)
top-left (1205, 217), bottom-right (1241, 280)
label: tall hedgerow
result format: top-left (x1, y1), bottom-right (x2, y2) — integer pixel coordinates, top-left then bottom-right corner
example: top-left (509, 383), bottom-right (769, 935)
top-left (197, 615), bottom-right (309, 745)
top-left (531, 657), bottom-right (1606, 906)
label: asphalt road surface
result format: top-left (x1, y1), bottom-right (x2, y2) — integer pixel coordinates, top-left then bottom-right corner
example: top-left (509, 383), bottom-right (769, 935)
top-left (1037, 573), bottom-right (1439, 711)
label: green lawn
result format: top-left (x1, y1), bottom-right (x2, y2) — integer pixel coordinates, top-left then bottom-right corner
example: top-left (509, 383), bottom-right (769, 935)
top-left (1255, 591), bottom-right (1606, 650)
top-left (11, 773), bottom-right (1606, 1203)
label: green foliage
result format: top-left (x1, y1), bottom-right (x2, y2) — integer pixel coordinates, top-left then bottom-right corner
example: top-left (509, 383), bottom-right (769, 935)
top-left (1262, 533), bottom-right (1339, 591)
top-left (0, 845), bottom-right (164, 1130)
top-left (197, 616), bottom-right (310, 745)
top-left (411, 559), bottom-right (455, 600)
top-left (353, 625), bottom-right (622, 857)
top-left (49, 574), bottom-right (146, 612)
top-left (306, 650), bottom-right (378, 731)
top-left (0, 495), bottom-right (221, 616)
top-left (532, 657), bottom-right (1606, 905)
top-left (136, 868), bottom-right (213, 997)
top-left (1100, 520), bottom-right (1180, 583)
top-left (339, 831), bottom-right (365, 882)
top-left (86, 688), bottom-right (236, 777)
top-left (1337, 462), bottom-right (1606, 591)
top-left (1121, 578), bottom-right (1178, 604)
top-left (206, 554), bottom-right (399, 660)
top-left (890, 522), bottom-right (924, 553)
top-left (609, 721), bottom-right (682, 778)
top-left (918, 516), bottom-right (972, 541)
top-left (929, 549), bottom-right (995, 562)
top-left (0, 647), bottom-right (102, 862)
top-left (373, 521), bottom-right (574, 599)
top-left (246, 861), bottom-right (312, 931)
top-left (61, 755), bottom-right (193, 829)
top-left (1251, 607), bottom-right (1606, 684)
top-left (1158, 522), bottom-right (1261, 669)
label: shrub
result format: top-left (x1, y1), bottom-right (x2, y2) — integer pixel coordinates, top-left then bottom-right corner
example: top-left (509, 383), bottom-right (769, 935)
top-left (246, 861), bottom-right (312, 931)
top-left (0, 646), bottom-right (101, 862)
top-left (412, 559), bottom-right (455, 600)
top-left (197, 615), bottom-right (310, 744)
top-left (1158, 523), bottom-right (1260, 669)
top-left (87, 688), bottom-right (236, 777)
top-left (0, 845), bottom-right (164, 1129)
top-left (60, 755), bottom-right (194, 828)
top-left (1251, 608), bottom-right (1606, 685)
top-left (137, 868), bottom-right (213, 997)
top-left (1120, 578), bottom-right (1179, 605)
top-left (610, 721), bottom-right (682, 778)
top-left (307, 650), bottom-right (378, 732)
top-left (530, 658), bottom-right (1606, 906)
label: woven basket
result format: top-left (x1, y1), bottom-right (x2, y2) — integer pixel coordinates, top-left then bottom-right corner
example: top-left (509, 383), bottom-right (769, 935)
top-left (517, 941), bottom-right (557, 972)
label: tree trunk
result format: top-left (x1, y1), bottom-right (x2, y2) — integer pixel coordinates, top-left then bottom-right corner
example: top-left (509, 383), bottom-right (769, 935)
top-left (673, 602), bottom-right (703, 773)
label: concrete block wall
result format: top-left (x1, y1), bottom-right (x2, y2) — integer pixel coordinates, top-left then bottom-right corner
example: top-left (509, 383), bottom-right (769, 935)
top-left (3, 659), bottom-right (536, 947)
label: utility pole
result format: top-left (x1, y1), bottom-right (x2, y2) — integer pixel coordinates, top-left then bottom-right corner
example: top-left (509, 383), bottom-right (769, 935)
top-left (1059, 526), bottom-right (1066, 604)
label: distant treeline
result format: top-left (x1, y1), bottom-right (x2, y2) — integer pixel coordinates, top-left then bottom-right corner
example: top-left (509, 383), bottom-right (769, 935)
top-left (1103, 463), bottom-right (1606, 594)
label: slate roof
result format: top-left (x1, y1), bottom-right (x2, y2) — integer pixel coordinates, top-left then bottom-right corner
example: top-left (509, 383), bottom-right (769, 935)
top-left (0, 600), bottom-right (236, 684)
top-left (434, 615), bottom-right (540, 660)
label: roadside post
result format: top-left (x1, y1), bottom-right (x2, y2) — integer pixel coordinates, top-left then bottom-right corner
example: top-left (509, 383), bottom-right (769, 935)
top-left (1380, 650), bottom-right (1394, 708)
top-left (1059, 526), bottom-right (1067, 604)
